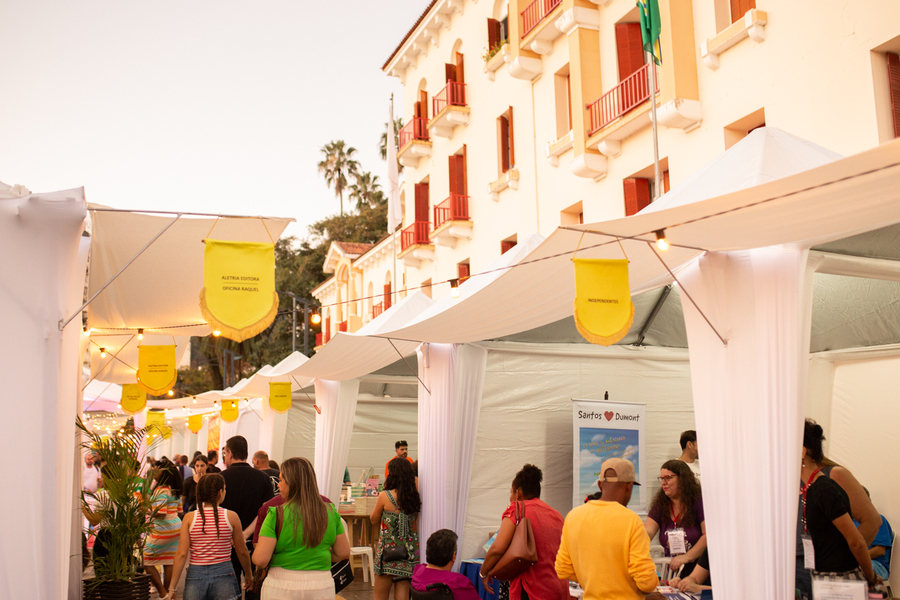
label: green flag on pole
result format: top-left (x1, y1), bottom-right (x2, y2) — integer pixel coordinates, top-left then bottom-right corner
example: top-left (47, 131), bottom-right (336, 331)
top-left (638, 0), bottom-right (662, 65)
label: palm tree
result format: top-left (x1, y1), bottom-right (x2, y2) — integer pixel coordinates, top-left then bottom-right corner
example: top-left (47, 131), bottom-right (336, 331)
top-left (317, 140), bottom-right (359, 216)
top-left (378, 117), bottom-right (404, 161)
top-left (349, 171), bottom-right (386, 210)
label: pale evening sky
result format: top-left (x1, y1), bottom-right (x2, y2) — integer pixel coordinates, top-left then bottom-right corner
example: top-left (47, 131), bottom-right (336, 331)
top-left (0, 0), bottom-right (432, 240)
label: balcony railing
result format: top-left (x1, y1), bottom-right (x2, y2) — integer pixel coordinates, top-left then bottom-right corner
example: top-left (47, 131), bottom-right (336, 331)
top-left (399, 117), bottom-right (429, 147)
top-left (432, 81), bottom-right (467, 116)
top-left (401, 221), bottom-right (431, 251)
top-left (521, 0), bottom-right (562, 36)
top-left (434, 195), bottom-right (470, 230)
top-left (372, 302), bottom-right (383, 319)
top-left (587, 63), bottom-right (659, 135)
top-left (338, 320), bottom-right (348, 333)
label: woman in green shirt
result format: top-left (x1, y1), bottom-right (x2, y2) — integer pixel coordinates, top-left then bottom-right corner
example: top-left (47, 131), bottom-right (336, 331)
top-left (252, 457), bottom-right (350, 599)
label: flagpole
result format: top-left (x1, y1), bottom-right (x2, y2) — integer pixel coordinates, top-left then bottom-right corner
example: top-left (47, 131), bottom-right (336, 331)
top-left (390, 93), bottom-right (398, 307)
top-left (646, 51), bottom-right (661, 201)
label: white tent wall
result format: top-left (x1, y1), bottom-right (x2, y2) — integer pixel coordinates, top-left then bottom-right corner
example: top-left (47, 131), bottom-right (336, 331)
top-left (459, 343), bottom-right (695, 559)
top-left (236, 408), bottom-right (261, 459)
top-left (825, 356), bottom-right (900, 548)
top-left (284, 400), bottom-right (419, 484)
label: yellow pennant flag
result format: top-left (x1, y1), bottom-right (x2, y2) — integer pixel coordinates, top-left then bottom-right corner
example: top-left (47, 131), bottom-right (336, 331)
top-left (146, 411), bottom-right (165, 437)
top-left (200, 239), bottom-right (278, 343)
top-left (136, 345), bottom-right (177, 395)
top-left (221, 400), bottom-right (239, 423)
top-left (269, 382), bottom-right (292, 414)
top-left (573, 258), bottom-right (635, 346)
top-left (188, 414), bottom-right (203, 434)
top-left (120, 384), bottom-right (147, 415)
top-left (207, 416), bottom-right (220, 452)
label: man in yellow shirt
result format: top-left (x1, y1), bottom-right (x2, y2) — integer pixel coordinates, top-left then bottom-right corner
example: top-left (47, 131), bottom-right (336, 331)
top-left (555, 457), bottom-right (659, 600)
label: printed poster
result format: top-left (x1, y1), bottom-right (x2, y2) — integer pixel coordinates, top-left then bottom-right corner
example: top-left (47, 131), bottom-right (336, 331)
top-left (573, 399), bottom-right (646, 511)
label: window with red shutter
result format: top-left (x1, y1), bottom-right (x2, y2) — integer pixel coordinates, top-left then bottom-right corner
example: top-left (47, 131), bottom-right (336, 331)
top-left (488, 18), bottom-right (501, 50)
top-left (888, 53), bottom-right (900, 138)
top-left (458, 263), bottom-right (471, 282)
top-left (384, 282), bottom-right (392, 310)
top-left (729, 0), bottom-right (755, 23)
top-left (414, 182), bottom-right (429, 223)
top-left (500, 240), bottom-right (517, 254)
top-left (456, 52), bottom-right (465, 85)
top-left (615, 23), bottom-right (644, 81)
top-left (623, 178), bottom-right (651, 216)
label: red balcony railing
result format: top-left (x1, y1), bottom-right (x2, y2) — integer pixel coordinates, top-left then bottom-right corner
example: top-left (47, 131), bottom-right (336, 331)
top-left (338, 320), bottom-right (348, 333)
top-left (401, 221), bottom-right (431, 251)
top-left (521, 0), bottom-right (562, 36)
top-left (432, 81), bottom-right (467, 116)
top-left (399, 117), bottom-right (429, 148)
top-left (433, 195), bottom-right (470, 230)
top-left (587, 63), bottom-right (659, 135)
top-left (372, 302), bottom-right (383, 319)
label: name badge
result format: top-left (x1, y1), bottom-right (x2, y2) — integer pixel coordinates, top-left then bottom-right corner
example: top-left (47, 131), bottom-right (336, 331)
top-left (802, 534), bottom-right (816, 570)
top-left (668, 528), bottom-right (687, 555)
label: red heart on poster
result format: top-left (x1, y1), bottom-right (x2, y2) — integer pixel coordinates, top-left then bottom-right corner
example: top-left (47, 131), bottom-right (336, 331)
top-left (604, 411), bottom-right (614, 421)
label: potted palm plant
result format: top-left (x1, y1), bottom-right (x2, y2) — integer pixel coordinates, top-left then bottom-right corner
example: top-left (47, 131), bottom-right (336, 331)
top-left (78, 418), bottom-right (161, 600)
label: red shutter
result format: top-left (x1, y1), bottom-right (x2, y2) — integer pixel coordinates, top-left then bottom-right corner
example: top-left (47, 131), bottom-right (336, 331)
top-left (487, 18), bottom-right (500, 50)
top-left (623, 178), bottom-right (651, 216)
top-left (508, 106), bottom-right (515, 167)
top-left (456, 52), bottom-right (465, 85)
top-left (460, 145), bottom-right (468, 196)
top-left (730, 0), bottom-right (755, 22)
top-left (500, 240), bottom-right (517, 254)
top-left (414, 101), bottom-right (422, 119)
top-left (414, 183), bottom-right (429, 222)
top-left (888, 53), bottom-right (900, 138)
top-left (498, 116), bottom-right (510, 173)
top-left (419, 90), bottom-right (429, 120)
top-left (448, 155), bottom-right (461, 196)
top-left (615, 23), bottom-right (644, 81)
top-left (663, 170), bottom-right (671, 194)
top-left (384, 282), bottom-right (392, 310)
top-left (458, 263), bottom-right (470, 282)
top-left (445, 63), bottom-right (457, 83)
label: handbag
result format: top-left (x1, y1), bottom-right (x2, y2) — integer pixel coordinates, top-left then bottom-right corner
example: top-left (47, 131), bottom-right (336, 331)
top-left (382, 544), bottom-right (410, 562)
top-left (490, 501), bottom-right (538, 581)
top-left (251, 505), bottom-right (283, 594)
top-left (331, 559), bottom-right (354, 593)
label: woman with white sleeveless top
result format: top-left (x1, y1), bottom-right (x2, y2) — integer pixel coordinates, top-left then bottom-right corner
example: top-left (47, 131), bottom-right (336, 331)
top-left (167, 473), bottom-right (253, 600)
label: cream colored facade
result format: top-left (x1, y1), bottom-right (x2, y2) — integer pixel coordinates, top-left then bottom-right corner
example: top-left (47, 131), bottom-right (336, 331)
top-left (313, 0), bottom-right (900, 342)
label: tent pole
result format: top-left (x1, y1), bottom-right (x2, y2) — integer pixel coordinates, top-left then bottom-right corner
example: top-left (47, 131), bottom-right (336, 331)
top-left (59, 214), bottom-right (183, 331)
top-left (647, 52), bottom-right (661, 200)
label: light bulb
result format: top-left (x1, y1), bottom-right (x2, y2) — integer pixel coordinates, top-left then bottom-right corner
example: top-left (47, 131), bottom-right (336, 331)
top-left (137, 328), bottom-right (144, 340)
top-left (655, 229), bottom-right (670, 252)
top-left (450, 278), bottom-right (460, 298)
top-left (311, 313), bottom-right (322, 325)
top-left (167, 390), bottom-right (174, 397)
top-left (99, 347), bottom-right (107, 358)
top-left (213, 330), bottom-right (221, 337)
top-left (192, 398), bottom-right (197, 404)
top-left (83, 326), bottom-right (90, 337)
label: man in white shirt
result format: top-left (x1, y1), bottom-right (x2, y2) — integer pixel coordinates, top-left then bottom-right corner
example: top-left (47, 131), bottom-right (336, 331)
top-left (678, 430), bottom-right (701, 482)
top-left (83, 452), bottom-right (101, 493)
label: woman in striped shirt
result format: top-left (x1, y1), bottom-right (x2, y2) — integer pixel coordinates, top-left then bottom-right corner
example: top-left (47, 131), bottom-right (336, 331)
top-left (167, 473), bottom-right (253, 600)
top-left (144, 460), bottom-right (183, 597)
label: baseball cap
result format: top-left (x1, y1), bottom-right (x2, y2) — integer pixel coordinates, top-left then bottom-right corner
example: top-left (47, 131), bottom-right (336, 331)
top-left (599, 457), bottom-right (640, 485)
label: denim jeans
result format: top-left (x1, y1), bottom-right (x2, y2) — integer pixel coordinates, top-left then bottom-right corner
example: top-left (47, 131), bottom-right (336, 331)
top-left (184, 561), bottom-right (241, 600)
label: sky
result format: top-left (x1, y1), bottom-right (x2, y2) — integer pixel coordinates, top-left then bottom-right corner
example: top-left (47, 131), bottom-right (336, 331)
top-left (0, 0), bottom-right (432, 240)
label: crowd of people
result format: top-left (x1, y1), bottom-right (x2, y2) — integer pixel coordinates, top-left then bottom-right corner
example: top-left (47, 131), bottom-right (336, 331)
top-left (82, 423), bottom-right (893, 600)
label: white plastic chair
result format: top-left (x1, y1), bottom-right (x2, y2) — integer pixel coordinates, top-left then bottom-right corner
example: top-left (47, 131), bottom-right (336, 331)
top-left (342, 518), bottom-right (375, 586)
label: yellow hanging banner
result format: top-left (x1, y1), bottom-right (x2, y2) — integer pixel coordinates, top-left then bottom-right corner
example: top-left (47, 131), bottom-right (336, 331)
top-left (146, 411), bottom-right (165, 437)
top-left (269, 382), bottom-right (292, 414)
top-left (221, 400), bottom-right (239, 423)
top-left (188, 415), bottom-right (203, 434)
top-left (572, 258), bottom-right (635, 347)
top-left (207, 416), bottom-right (220, 453)
top-left (120, 384), bottom-right (147, 415)
top-left (136, 345), bottom-right (177, 395)
top-left (199, 239), bottom-right (278, 343)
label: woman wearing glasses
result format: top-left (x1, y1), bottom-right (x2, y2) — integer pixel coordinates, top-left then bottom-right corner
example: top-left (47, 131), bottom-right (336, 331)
top-left (644, 460), bottom-right (706, 578)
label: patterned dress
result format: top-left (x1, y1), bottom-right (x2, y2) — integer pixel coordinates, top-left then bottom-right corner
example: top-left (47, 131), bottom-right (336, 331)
top-left (143, 486), bottom-right (182, 565)
top-left (375, 490), bottom-right (419, 578)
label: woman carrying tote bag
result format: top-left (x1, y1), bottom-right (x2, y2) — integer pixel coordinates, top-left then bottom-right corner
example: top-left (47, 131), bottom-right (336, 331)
top-left (481, 464), bottom-right (568, 600)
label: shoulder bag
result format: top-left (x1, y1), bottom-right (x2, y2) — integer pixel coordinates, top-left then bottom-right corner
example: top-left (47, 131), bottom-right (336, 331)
top-left (490, 501), bottom-right (538, 581)
top-left (251, 505), bottom-right (283, 594)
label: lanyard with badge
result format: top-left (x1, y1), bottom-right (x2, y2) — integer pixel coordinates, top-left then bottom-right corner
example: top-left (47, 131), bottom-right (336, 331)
top-left (800, 468), bottom-right (821, 570)
top-left (667, 505), bottom-right (688, 555)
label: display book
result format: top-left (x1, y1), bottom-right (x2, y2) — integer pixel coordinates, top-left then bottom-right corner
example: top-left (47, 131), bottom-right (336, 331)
top-left (338, 467), bottom-right (381, 514)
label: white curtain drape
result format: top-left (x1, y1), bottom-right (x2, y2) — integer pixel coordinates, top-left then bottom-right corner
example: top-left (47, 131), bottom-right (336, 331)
top-left (220, 414), bottom-right (241, 461)
top-left (417, 343), bottom-right (488, 570)
top-left (314, 379), bottom-right (361, 503)
top-left (679, 247), bottom-right (814, 600)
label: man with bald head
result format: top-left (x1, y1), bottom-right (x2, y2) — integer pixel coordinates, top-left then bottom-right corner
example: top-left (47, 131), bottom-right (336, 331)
top-left (555, 458), bottom-right (658, 600)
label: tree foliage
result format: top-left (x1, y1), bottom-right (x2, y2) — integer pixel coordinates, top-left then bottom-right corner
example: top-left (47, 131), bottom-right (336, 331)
top-left (317, 140), bottom-right (359, 216)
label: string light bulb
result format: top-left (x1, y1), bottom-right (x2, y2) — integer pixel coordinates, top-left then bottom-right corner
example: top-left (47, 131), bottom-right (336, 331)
top-left (310, 312), bottom-right (322, 325)
top-left (83, 326), bottom-right (91, 337)
top-left (450, 278), bottom-right (460, 298)
top-left (192, 398), bottom-right (197, 404)
top-left (655, 229), bottom-right (670, 252)
top-left (213, 330), bottom-right (221, 337)
top-left (99, 347), bottom-right (107, 358)
top-left (167, 389), bottom-right (175, 397)
top-left (137, 328), bottom-right (144, 340)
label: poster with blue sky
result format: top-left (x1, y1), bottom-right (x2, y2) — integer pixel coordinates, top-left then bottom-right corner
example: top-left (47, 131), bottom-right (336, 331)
top-left (573, 400), bottom-right (646, 511)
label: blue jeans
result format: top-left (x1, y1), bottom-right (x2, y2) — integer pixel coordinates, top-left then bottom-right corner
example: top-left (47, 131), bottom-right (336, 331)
top-left (184, 561), bottom-right (241, 600)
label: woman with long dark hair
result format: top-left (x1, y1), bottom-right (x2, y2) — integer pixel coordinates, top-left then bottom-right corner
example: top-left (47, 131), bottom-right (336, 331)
top-left (371, 457), bottom-right (421, 600)
top-left (252, 457), bottom-right (349, 599)
top-left (166, 473), bottom-right (253, 599)
top-left (800, 420), bottom-right (880, 591)
top-left (645, 459), bottom-right (706, 578)
top-left (481, 464), bottom-right (568, 600)
top-left (182, 455), bottom-right (209, 513)
top-left (144, 459), bottom-right (184, 597)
